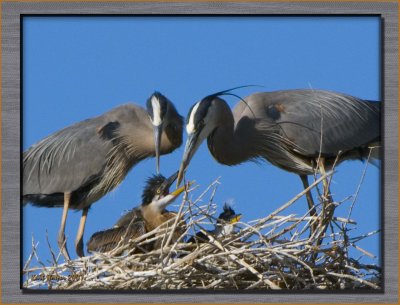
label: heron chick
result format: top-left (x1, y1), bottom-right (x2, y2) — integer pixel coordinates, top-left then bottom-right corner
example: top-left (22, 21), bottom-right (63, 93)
top-left (188, 203), bottom-right (242, 244)
top-left (23, 92), bottom-right (183, 259)
top-left (87, 171), bottom-right (188, 254)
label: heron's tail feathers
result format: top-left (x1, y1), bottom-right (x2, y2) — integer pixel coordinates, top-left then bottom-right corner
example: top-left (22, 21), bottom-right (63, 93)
top-left (22, 194), bottom-right (65, 208)
top-left (365, 100), bottom-right (381, 113)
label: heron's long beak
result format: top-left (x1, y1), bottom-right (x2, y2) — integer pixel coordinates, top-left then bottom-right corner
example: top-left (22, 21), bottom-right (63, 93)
top-left (159, 171), bottom-right (179, 193)
top-left (177, 132), bottom-right (201, 187)
top-left (153, 124), bottom-right (163, 174)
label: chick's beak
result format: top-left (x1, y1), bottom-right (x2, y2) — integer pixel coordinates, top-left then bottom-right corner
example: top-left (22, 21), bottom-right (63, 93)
top-left (153, 173), bottom-right (193, 211)
top-left (229, 214), bottom-right (242, 224)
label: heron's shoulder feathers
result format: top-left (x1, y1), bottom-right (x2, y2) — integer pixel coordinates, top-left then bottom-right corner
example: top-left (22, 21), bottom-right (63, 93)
top-left (101, 103), bottom-right (150, 126)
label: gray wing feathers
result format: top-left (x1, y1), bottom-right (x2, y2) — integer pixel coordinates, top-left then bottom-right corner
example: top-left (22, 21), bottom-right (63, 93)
top-left (23, 117), bottom-right (112, 195)
top-left (23, 103), bottom-right (146, 196)
top-left (242, 90), bottom-right (380, 157)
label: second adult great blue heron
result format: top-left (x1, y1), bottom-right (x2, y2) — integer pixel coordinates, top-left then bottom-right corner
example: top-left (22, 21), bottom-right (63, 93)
top-left (23, 92), bottom-right (183, 259)
top-left (177, 89), bottom-right (380, 213)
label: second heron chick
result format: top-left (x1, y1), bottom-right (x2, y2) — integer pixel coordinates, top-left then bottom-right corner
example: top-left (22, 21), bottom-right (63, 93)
top-left (87, 172), bottom-right (188, 254)
top-left (188, 203), bottom-right (242, 244)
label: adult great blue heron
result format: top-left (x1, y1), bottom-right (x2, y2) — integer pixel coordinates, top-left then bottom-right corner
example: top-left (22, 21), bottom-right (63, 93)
top-left (23, 92), bottom-right (183, 259)
top-left (177, 89), bottom-right (380, 215)
top-left (87, 172), bottom-right (187, 254)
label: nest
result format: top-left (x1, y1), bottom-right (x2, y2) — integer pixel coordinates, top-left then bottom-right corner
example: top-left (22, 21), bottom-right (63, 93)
top-left (23, 171), bottom-right (381, 290)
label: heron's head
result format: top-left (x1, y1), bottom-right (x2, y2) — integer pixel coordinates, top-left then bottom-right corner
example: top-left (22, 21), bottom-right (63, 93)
top-left (217, 203), bottom-right (242, 225)
top-left (146, 92), bottom-right (183, 174)
top-left (212, 203), bottom-right (242, 237)
top-left (142, 171), bottom-right (187, 213)
top-left (177, 95), bottom-right (223, 186)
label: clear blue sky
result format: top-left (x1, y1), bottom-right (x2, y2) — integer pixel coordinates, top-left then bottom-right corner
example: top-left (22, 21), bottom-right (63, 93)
top-left (23, 16), bottom-right (381, 267)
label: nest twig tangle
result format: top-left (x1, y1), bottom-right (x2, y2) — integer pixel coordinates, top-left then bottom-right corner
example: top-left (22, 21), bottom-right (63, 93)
top-left (23, 168), bottom-right (381, 291)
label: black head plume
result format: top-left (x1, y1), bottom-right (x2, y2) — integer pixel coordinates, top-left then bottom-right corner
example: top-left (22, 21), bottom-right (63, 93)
top-left (202, 85), bottom-right (262, 118)
top-left (186, 85), bottom-right (262, 133)
top-left (186, 97), bottom-right (213, 127)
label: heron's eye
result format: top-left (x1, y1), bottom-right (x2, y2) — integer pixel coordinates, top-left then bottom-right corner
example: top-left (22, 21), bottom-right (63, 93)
top-left (156, 189), bottom-right (161, 194)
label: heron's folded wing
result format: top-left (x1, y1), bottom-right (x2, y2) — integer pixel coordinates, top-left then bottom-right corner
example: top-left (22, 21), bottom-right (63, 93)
top-left (250, 90), bottom-right (380, 156)
top-left (23, 116), bottom-right (115, 195)
top-left (87, 220), bottom-right (146, 253)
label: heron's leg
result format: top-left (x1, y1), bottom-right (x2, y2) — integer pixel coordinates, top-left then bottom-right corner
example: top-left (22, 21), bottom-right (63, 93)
top-left (299, 175), bottom-right (317, 233)
top-left (75, 207), bottom-right (89, 258)
top-left (318, 158), bottom-right (333, 204)
top-left (316, 158), bottom-right (335, 246)
top-left (58, 192), bottom-right (71, 260)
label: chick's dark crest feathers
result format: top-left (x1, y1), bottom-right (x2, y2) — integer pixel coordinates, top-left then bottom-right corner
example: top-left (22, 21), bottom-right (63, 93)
top-left (218, 203), bottom-right (236, 222)
top-left (141, 174), bottom-right (167, 205)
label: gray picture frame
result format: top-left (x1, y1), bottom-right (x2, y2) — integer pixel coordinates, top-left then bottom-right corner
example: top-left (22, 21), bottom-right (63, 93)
top-left (2, 1), bottom-right (398, 303)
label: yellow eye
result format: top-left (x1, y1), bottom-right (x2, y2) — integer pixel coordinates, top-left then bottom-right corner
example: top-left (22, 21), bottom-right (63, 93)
top-left (156, 189), bottom-right (161, 194)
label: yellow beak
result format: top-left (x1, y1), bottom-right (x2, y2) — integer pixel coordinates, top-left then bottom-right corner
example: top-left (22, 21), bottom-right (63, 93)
top-left (170, 181), bottom-right (194, 197)
top-left (229, 214), bottom-right (242, 224)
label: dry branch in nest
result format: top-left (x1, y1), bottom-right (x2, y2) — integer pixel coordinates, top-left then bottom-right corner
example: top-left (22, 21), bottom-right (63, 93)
top-left (23, 171), bottom-right (381, 290)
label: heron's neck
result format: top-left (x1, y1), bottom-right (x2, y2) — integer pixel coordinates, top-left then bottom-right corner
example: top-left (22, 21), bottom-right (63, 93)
top-left (211, 223), bottom-right (234, 237)
top-left (141, 205), bottom-right (169, 231)
top-left (207, 101), bottom-right (250, 165)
